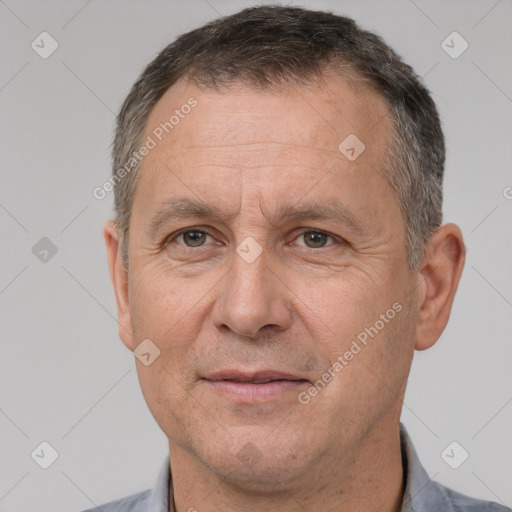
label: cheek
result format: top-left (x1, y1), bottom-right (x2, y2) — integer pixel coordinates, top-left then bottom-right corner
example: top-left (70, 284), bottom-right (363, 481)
top-left (294, 269), bottom-right (414, 415)
top-left (135, 362), bottom-right (194, 441)
top-left (305, 303), bottom-right (416, 436)
top-left (128, 265), bottom-right (202, 342)
top-left (294, 268), bottom-right (402, 355)
top-left (126, 269), bottom-right (211, 408)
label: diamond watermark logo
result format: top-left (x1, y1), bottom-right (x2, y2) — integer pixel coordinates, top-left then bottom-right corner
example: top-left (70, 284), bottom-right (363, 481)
top-left (32, 237), bottom-right (58, 263)
top-left (237, 442), bottom-right (262, 468)
top-left (236, 236), bottom-right (263, 263)
top-left (31, 441), bottom-right (59, 469)
top-left (441, 441), bottom-right (469, 469)
top-left (338, 134), bottom-right (365, 161)
top-left (31, 32), bottom-right (59, 59)
top-left (441, 32), bottom-right (468, 59)
top-left (134, 338), bottom-right (161, 366)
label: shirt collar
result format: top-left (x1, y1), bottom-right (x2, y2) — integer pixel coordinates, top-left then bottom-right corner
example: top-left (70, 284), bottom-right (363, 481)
top-left (146, 451), bottom-right (171, 512)
top-left (400, 423), bottom-right (437, 511)
top-left (148, 423), bottom-right (434, 512)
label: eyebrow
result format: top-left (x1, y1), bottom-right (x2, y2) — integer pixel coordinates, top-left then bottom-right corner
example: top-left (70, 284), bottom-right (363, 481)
top-left (148, 197), bottom-right (364, 237)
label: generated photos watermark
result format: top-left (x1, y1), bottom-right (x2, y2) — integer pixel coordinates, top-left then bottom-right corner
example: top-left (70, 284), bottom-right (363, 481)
top-left (92, 97), bottom-right (198, 200)
top-left (298, 301), bottom-right (403, 404)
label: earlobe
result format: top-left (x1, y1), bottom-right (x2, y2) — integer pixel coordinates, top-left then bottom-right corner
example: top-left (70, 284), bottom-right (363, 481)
top-left (414, 223), bottom-right (466, 351)
top-left (103, 220), bottom-right (134, 351)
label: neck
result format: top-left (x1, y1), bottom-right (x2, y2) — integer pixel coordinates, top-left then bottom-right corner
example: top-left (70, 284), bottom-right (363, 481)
top-left (168, 419), bottom-right (404, 512)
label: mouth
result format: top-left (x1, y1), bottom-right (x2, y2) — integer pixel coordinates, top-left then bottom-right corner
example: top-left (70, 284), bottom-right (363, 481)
top-left (202, 370), bottom-right (309, 401)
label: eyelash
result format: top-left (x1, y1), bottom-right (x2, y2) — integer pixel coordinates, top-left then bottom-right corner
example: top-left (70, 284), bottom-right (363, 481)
top-left (164, 228), bottom-right (342, 250)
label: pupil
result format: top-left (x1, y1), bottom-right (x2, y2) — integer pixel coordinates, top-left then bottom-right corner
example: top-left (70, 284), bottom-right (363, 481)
top-left (184, 231), bottom-right (205, 246)
top-left (306, 232), bottom-right (325, 247)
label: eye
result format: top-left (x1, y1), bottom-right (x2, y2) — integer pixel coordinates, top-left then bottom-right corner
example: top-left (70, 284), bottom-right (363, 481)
top-left (164, 228), bottom-right (342, 252)
top-left (170, 230), bottom-right (215, 248)
top-left (293, 230), bottom-right (336, 248)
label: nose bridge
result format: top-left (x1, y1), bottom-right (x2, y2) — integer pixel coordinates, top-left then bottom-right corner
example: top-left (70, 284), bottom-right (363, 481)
top-left (213, 241), bottom-right (291, 337)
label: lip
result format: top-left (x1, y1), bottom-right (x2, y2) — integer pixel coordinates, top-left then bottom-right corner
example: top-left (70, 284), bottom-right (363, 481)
top-left (205, 369), bottom-right (306, 382)
top-left (203, 370), bottom-right (309, 401)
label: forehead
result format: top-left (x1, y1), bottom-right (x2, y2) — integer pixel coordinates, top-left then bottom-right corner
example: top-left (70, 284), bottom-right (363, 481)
top-left (145, 75), bottom-right (389, 155)
top-left (132, 74), bottom-right (397, 228)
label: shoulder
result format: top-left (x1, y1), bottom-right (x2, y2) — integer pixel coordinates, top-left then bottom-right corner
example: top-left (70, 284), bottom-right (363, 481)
top-left (430, 480), bottom-right (511, 511)
top-left (80, 489), bottom-right (152, 512)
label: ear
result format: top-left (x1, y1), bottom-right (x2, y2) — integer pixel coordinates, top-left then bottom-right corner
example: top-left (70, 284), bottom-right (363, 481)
top-left (103, 220), bottom-right (135, 351)
top-left (414, 223), bottom-right (466, 351)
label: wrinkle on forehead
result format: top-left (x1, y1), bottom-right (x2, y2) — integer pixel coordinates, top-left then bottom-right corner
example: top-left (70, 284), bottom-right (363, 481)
top-left (144, 76), bottom-right (390, 155)
top-left (152, 143), bottom-right (344, 173)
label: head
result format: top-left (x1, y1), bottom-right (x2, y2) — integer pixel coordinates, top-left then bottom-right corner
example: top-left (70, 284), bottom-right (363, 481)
top-left (104, 5), bottom-right (464, 489)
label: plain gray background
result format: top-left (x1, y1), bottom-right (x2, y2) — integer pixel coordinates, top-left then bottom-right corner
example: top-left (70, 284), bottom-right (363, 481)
top-left (0, 0), bottom-right (511, 511)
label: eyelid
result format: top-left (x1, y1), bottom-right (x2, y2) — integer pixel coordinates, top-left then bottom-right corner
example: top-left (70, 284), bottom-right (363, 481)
top-left (164, 227), bottom-right (216, 247)
top-left (295, 228), bottom-right (351, 248)
top-left (292, 229), bottom-right (337, 247)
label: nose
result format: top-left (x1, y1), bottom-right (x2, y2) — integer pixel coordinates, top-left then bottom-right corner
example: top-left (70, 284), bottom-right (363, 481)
top-left (211, 245), bottom-right (292, 339)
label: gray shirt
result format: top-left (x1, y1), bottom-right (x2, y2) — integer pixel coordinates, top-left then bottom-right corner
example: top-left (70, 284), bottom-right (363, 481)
top-left (82, 424), bottom-right (509, 511)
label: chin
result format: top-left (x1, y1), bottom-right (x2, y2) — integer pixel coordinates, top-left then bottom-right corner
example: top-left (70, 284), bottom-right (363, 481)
top-left (192, 427), bottom-right (316, 490)
top-left (209, 458), bottom-right (308, 492)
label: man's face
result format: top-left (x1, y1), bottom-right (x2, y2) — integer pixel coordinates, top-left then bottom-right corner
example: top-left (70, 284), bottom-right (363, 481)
top-left (121, 75), bottom-right (423, 484)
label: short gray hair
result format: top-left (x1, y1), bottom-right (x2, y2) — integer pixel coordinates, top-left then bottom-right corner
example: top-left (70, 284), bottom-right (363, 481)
top-left (112, 5), bottom-right (444, 270)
